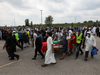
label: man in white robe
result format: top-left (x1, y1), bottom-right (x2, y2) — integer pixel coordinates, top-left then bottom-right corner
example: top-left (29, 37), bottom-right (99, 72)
top-left (41, 32), bottom-right (56, 67)
top-left (92, 27), bottom-right (96, 35)
top-left (84, 31), bottom-right (96, 61)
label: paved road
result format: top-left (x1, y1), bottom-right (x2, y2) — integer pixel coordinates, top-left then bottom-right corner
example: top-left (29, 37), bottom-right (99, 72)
top-left (0, 36), bottom-right (100, 75)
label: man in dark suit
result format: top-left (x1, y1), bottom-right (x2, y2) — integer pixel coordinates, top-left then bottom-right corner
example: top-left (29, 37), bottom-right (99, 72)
top-left (32, 36), bottom-right (44, 60)
top-left (3, 33), bottom-right (19, 60)
top-left (96, 27), bottom-right (99, 36)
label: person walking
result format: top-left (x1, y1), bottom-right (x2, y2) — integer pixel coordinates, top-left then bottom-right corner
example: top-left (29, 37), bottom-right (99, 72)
top-left (75, 30), bottom-right (84, 59)
top-left (96, 26), bottom-right (99, 37)
top-left (15, 32), bottom-right (23, 50)
top-left (0, 29), bottom-right (2, 40)
top-left (19, 32), bottom-right (23, 48)
top-left (3, 33), bottom-right (20, 60)
top-left (82, 27), bottom-right (88, 49)
top-left (60, 31), bottom-right (71, 60)
top-left (32, 35), bottom-right (44, 60)
top-left (41, 32), bottom-right (56, 67)
top-left (71, 31), bottom-right (77, 53)
top-left (23, 31), bottom-right (29, 48)
top-left (84, 32), bottom-right (96, 61)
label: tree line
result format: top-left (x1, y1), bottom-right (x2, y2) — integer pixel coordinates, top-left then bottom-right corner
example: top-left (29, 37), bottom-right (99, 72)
top-left (24, 15), bottom-right (100, 27)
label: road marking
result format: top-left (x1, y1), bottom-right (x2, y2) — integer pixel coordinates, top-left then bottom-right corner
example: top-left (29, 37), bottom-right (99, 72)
top-left (0, 50), bottom-right (6, 53)
top-left (0, 59), bottom-right (22, 68)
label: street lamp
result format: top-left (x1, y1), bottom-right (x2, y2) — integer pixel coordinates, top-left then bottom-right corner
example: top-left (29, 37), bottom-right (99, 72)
top-left (40, 10), bottom-right (43, 27)
top-left (75, 17), bottom-right (76, 24)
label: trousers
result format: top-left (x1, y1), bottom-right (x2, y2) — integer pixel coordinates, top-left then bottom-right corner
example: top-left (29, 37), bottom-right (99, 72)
top-left (76, 44), bottom-right (83, 57)
top-left (34, 48), bottom-right (44, 58)
top-left (85, 51), bottom-right (93, 58)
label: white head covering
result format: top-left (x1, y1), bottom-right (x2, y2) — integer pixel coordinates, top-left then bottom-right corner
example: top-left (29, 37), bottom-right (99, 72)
top-left (87, 31), bottom-right (91, 34)
top-left (13, 31), bottom-right (16, 33)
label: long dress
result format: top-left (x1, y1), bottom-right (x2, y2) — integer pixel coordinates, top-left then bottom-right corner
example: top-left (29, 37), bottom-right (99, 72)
top-left (33, 33), bottom-right (37, 50)
top-left (92, 27), bottom-right (96, 35)
top-left (44, 37), bottom-right (56, 64)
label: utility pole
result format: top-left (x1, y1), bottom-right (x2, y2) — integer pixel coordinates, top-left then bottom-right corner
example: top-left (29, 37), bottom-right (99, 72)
top-left (40, 10), bottom-right (43, 27)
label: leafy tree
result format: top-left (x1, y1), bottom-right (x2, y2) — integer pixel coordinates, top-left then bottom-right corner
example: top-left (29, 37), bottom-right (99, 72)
top-left (71, 22), bottom-right (74, 27)
top-left (30, 21), bottom-right (33, 27)
top-left (93, 22), bottom-right (96, 26)
top-left (83, 21), bottom-right (87, 23)
top-left (25, 19), bottom-right (29, 26)
top-left (45, 15), bottom-right (53, 26)
top-left (96, 20), bottom-right (98, 23)
top-left (88, 20), bottom-right (93, 23)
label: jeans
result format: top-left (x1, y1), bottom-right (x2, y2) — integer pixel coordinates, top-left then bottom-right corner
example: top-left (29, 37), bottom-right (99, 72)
top-left (76, 44), bottom-right (83, 57)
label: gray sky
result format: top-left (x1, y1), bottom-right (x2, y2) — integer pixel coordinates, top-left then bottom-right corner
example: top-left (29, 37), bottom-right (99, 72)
top-left (0, 0), bottom-right (100, 26)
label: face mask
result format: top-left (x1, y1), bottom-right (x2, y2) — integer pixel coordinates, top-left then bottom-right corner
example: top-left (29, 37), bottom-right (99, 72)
top-left (87, 34), bottom-right (89, 37)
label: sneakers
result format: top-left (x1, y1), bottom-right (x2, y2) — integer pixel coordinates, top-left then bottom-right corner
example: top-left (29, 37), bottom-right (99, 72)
top-left (32, 58), bottom-right (36, 60)
top-left (16, 55), bottom-right (19, 60)
top-left (80, 52), bottom-right (84, 55)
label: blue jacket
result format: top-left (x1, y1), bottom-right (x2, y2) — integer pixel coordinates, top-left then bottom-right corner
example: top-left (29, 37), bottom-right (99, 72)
top-left (18, 33), bottom-right (23, 39)
top-left (62, 35), bottom-right (68, 46)
top-left (38, 34), bottom-right (43, 42)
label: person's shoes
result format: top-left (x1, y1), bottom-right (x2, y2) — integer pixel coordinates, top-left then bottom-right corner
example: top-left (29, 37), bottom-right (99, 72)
top-left (75, 57), bottom-right (78, 59)
top-left (84, 59), bottom-right (87, 61)
top-left (32, 58), bottom-right (36, 60)
top-left (21, 47), bottom-right (23, 50)
top-left (51, 62), bottom-right (57, 64)
top-left (71, 52), bottom-right (73, 54)
top-left (24, 47), bottom-right (26, 48)
top-left (16, 56), bottom-right (19, 60)
top-left (41, 57), bottom-right (44, 59)
top-left (27, 46), bottom-right (29, 47)
top-left (8, 56), bottom-right (11, 57)
top-left (91, 56), bottom-right (94, 58)
top-left (60, 58), bottom-right (64, 60)
top-left (9, 58), bottom-right (14, 60)
top-left (80, 52), bottom-right (84, 55)
top-left (82, 47), bottom-right (84, 49)
top-left (68, 53), bottom-right (71, 56)
top-left (41, 64), bottom-right (48, 67)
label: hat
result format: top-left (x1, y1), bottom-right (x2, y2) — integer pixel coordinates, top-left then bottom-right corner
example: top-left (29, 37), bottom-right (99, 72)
top-left (13, 31), bottom-right (16, 33)
top-left (77, 30), bottom-right (81, 32)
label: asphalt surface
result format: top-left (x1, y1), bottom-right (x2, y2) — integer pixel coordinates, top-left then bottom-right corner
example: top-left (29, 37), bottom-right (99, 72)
top-left (0, 36), bottom-right (100, 75)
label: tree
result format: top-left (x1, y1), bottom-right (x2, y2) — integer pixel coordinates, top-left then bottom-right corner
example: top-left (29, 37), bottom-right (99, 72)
top-left (71, 22), bottom-right (74, 27)
top-left (45, 15), bottom-right (53, 26)
top-left (96, 20), bottom-right (98, 23)
top-left (30, 21), bottom-right (33, 27)
top-left (88, 20), bottom-right (93, 23)
top-left (25, 19), bottom-right (29, 26)
top-left (83, 21), bottom-right (87, 23)
top-left (93, 22), bottom-right (96, 26)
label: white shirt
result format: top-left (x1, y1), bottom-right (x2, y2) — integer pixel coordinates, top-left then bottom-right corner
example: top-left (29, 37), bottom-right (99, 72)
top-left (85, 35), bottom-right (96, 51)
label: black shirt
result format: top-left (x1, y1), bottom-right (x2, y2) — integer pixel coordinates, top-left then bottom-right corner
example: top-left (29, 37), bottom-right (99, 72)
top-left (6, 36), bottom-right (16, 47)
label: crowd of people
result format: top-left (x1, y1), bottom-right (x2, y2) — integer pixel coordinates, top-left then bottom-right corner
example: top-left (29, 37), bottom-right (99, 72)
top-left (0, 26), bottom-right (98, 67)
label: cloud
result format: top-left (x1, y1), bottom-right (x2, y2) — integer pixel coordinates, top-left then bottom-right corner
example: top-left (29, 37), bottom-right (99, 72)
top-left (0, 0), bottom-right (100, 26)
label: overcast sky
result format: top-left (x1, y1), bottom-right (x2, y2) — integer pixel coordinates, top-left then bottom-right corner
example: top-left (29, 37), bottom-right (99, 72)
top-left (0, 0), bottom-right (100, 26)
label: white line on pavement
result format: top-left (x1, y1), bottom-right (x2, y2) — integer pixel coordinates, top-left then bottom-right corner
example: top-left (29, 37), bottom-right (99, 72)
top-left (0, 59), bottom-right (22, 68)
